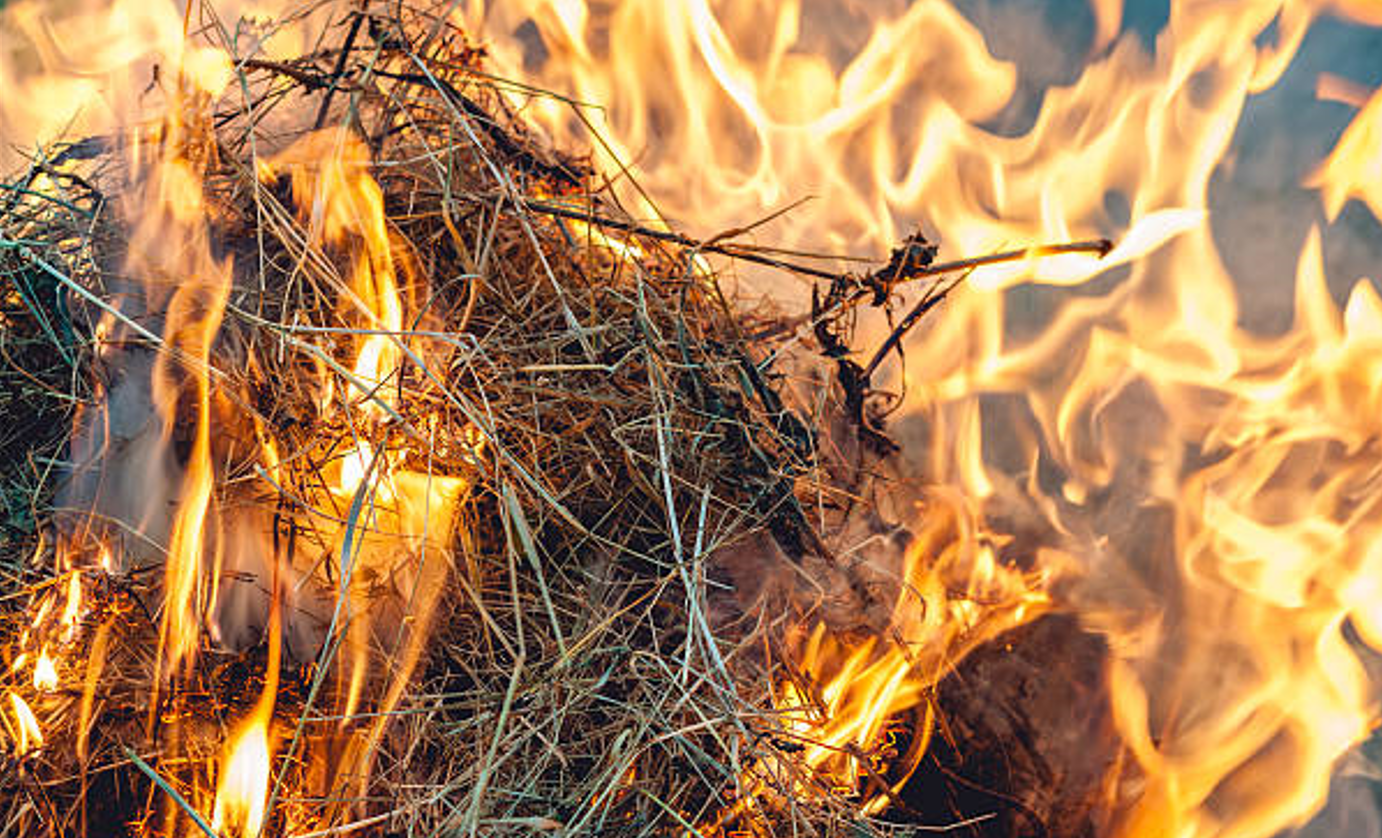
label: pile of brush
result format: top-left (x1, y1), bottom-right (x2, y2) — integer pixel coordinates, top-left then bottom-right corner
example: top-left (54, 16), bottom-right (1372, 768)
top-left (0, 2), bottom-right (954, 836)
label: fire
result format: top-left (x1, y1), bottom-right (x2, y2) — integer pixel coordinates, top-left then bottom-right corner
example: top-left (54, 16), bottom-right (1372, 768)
top-left (1310, 81), bottom-right (1382, 223)
top-left (215, 479), bottom-right (283, 838)
top-left (0, 0), bottom-right (1380, 836)
top-left (721, 492), bottom-right (1054, 826)
top-left (148, 149), bottom-right (233, 682)
top-left (212, 716), bottom-right (272, 838)
top-left (213, 609), bottom-right (279, 838)
top-left (60, 571), bottom-right (82, 643)
top-left (32, 648), bottom-right (58, 693)
top-left (5, 692), bottom-right (42, 756)
top-left (7, 0), bottom-right (469, 833)
top-left (259, 130), bottom-right (473, 742)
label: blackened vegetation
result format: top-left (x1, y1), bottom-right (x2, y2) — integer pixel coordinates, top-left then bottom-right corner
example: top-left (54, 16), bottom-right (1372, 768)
top-left (813, 232), bottom-right (940, 456)
top-left (904, 615), bottom-right (1123, 838)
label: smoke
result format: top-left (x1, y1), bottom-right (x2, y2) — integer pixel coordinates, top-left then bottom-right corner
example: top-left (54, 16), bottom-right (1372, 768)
top-left (57, 310), bottom-right (332, 663)
top-left (1288, 750), bottom-right (1382, 838)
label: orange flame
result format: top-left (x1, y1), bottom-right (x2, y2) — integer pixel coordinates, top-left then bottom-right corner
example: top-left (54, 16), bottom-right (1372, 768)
top-left (258, 128), bottom-right (476, 812)
top-left (3, 2), bottom-right (1381, 836)
top-left (3, 4), bottom-right (473, 835)
top-left (721, 493), bottom-right (1053, 825)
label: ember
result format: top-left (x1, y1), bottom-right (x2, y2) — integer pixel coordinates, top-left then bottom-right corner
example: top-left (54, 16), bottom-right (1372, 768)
top-left (0, 1), bottom-right (1379, 838)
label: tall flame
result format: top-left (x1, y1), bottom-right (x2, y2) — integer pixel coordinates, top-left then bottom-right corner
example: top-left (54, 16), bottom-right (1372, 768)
top-left (137, 81), bottom-right (234, 684)
top-left (260, 127), bottom-right (473, 810)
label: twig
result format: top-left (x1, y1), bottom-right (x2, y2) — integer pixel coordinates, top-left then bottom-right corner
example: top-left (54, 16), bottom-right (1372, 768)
top-left (312, 8), bottom-right (367, 130)
top-left (901, 238), bottom-right (1113, 281)
top-left (861, 238), bottom-right (1113, 380)
top-left (520, 199), bottom-right (1111, 288)
top-left (862, 273), bottom-right (967, 381)
top-left (516, 198), bottom-right (842, 281)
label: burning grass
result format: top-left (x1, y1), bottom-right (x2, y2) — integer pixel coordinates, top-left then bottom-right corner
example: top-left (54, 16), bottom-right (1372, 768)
top-left (0, 3), bottom-right (1122, 836)
top-left (0, 3), bottom-right (918, 835)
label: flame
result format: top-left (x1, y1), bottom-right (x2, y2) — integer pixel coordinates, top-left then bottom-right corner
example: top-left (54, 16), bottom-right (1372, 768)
top-left (2, 1), bottom-right (1381, 835)
top-left (4, 3), bottom-right (475, 834)
top-left (720, 492), bottom-right (1052, 826)
top-left (32, 647), bottom-right (58, 693)
top-left (263, 131), bottom-right (409, 504)
top-left (258, 127), bottom-right (476, 810)
top-left (1309, 81), bottom-right (1382, 223)
top-left (6, 691), bottom-right (42, 755)
top-left (212, 716), bottom-right (272, 838)
top-left (60, 571), bottom-right (82, 643)
top-left (214, 522), bottom-right (283, 838)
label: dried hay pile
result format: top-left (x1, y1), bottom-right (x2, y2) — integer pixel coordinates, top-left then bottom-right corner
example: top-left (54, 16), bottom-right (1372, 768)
top-left (0, 2), bottom-right (957, 836)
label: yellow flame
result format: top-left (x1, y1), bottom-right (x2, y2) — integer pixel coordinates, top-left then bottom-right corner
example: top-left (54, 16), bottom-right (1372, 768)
top-left (564, 218), bottom-right (647, 260)
top-left (213, 537), bottom-right (283, 838)
top-left (114, 38), bottom-right (238, 685)
top-left (60, 571), bottom-right (82, 642)
top-left (259, 129), bottom-right (476, 808)
top-left (719, 494), bottom-right (1050, 826)
top-left (265, 131), bottom-right (410, 504)
top-left (212, 713), bottom-right (272, 838)
top-left (1308, 82), bottom-right (1382, 223)
top-left (6, 691), bottom-right (42, 755)
top-left (32, 647), bottom-right (58, 693)
top-left (5, 2), bottom-right (1379, 836)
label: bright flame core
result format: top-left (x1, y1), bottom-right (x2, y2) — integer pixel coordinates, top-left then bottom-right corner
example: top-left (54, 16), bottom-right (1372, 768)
top-left (212, 716), bottom-right (272, 838)
top-left (6, 692), bottom-right (43, 755)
